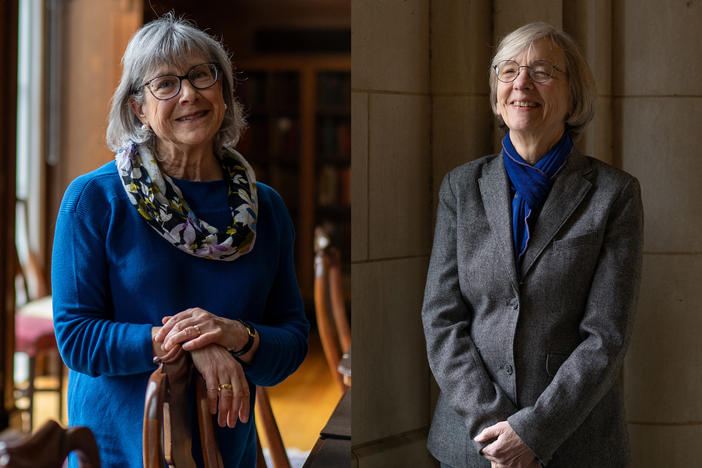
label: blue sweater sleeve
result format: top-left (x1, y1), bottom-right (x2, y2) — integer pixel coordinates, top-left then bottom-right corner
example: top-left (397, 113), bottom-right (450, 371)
top-left (52, 176), bottom-right (155, 377)
top-left (244, 190), bottom-right (309, 386)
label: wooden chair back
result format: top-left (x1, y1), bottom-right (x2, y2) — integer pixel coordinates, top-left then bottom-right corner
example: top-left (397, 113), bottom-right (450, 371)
top-left (143, 348), bottom-right (223, 468)
top-left (255, 386), bottom-right (291, 468)
top-left (0, 419), bottom-right (100, 467)
top-left (313, 228), bottom-right (351, 391)
top-left (143, 349), bottom-right (290, 468)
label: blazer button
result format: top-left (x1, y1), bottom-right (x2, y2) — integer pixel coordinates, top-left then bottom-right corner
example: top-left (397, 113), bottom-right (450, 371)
top-left (505, 364), bottom-right (513, 375)
top-left (508, 298), bottom-right (519, 310)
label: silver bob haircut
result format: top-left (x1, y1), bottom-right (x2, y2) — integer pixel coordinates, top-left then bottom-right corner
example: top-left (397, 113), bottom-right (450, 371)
top-left (106, 13), bottom-right (246, 152)
top-left (489, 22), bottom-right (596, 139)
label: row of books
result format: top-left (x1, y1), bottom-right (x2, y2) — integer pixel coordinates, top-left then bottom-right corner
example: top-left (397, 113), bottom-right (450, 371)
top-left (252, 164), bottom-right (299, 210)
top-left (238, 117), bottom-right (300, 164)
top-left (317, 118), bottom-right (350, 161)
top-left (251, 162), bottom-right (350, 211)
top-left (238, 71), bottom-right (350, 115)
top-left (239, 116), bottom-right (350, 165)
top-left (318, 164), bottom-right (351, 207)
top-left (237, 71), bottom-right (300, 114)
top-left (316, 72), bottom-right (351, 112)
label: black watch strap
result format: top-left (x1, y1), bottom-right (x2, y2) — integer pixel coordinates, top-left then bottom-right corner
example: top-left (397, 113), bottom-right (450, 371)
top-left (230, 320), bottom-right (255, 356)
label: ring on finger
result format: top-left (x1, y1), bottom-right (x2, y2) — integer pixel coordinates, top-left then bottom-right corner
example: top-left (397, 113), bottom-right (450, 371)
top-left (193, 324), bottom-right (201, 336)
top-left (218, 383), bottom-right (233, 392)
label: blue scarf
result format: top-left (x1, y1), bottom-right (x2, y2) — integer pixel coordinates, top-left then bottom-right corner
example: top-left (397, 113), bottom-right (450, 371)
top-left (502, 131), bottom-right (573, 278)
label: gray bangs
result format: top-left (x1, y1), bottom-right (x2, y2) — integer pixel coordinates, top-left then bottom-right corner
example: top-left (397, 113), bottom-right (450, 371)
top-left (134, 26), bottom-right (217, 85)
top-left (106, 13), bottom-right (246, 152)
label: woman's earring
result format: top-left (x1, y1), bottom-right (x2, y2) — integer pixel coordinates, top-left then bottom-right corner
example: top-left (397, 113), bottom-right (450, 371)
top-left (141, 123), bottom-right (150, 132)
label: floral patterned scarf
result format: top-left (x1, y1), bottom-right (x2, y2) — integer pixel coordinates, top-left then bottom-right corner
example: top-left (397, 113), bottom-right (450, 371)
top-left (115, 141), bottom-right (257, 261)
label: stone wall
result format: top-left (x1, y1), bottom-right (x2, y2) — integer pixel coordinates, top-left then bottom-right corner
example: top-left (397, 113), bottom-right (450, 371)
top-left (351, 1), bottom-right (702, 466)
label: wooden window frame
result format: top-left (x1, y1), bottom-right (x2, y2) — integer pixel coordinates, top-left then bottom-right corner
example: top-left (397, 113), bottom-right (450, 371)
top-left (0, 0), bottom-right (19, 430)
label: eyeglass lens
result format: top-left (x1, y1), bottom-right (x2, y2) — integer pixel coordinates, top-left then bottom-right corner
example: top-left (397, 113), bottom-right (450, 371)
top-left (495, 60), bottom-right (554, 83)
top-left (147, 63), bottom-right (218, 100)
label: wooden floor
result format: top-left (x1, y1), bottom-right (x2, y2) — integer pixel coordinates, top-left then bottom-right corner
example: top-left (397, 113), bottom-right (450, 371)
top-left (26, 330), bottom-right (342, 452)
top-left (261, 332), bottom-right (343, 450)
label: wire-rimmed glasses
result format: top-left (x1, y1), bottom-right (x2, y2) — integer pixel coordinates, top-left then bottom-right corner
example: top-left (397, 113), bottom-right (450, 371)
top-left (143, 63), bottom-right (220, 101)
top-left (494, 60), bottom-right (565, 84)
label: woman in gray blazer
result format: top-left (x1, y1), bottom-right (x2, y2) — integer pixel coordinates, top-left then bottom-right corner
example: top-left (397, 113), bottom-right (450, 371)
top-left (422, 22), bottom-right (643, 468)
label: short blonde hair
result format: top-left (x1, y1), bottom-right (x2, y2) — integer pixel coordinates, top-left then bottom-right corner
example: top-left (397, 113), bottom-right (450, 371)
top-left (489, 22), bottom-right (596, 138)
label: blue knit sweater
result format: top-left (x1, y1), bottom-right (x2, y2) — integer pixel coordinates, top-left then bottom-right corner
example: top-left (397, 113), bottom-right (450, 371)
top-left (51, 161), bottom-right (309, 468)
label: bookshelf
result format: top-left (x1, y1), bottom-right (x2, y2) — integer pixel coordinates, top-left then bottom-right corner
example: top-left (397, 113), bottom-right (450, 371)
top-left (235, 56), bottom-right (351, 306)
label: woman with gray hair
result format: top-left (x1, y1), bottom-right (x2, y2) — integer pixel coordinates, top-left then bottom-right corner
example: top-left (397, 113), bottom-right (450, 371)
top-left (422, 22), bottom-right (642, 467)
top-left (52, 14), bottom-right (308, 467)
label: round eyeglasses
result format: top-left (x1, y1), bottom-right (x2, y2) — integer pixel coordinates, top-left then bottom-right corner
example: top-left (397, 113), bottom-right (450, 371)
top-left (494, 60), bottom-right (565, 84)
top-left (143, 63), bottom-right (220, 100)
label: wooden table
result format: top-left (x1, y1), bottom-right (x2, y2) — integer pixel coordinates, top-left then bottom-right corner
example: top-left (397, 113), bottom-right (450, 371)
top-left (303, 390), bottom-right (350, 467)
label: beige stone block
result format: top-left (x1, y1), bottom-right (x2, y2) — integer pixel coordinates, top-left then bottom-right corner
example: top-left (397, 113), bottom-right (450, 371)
top-left (368, 93), bottom-right (432, 259)
top-left (613, 0), bottom-right (702, 95)
top-left (432, 96), bottom-right (494, 195)
top-left (353, 432), bottom-right (436, 468)
top-left (624, 254), bottom-right (702, 422)
top-left (615, 98), bottom-right (702, 252)
top-left (563, 0), bottom-right (612, 93)
top-left (577, 96), bottom-right (612, 165)
top-left (351, 257), bottom-right (431, 445)
top-left (352, 0), bottom-right (429, 93)
top-left (628, 424), bottom-right (702, 467)
top-left (493, 0), bottom-right (562, 39)
top-left (430, 0), bottom-right (491, 95)
top-left (352, 91), bottom-right (369, 262)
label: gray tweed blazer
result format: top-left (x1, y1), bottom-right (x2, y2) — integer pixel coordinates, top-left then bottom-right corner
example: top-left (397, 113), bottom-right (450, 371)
top-left (422, 152), bottom-right (643, 467)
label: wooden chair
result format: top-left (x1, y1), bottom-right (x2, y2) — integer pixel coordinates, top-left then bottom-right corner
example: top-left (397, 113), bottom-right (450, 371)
top-left (143, 348), bottom-right (223, 468)
top-left (313, 228), bottom-right (351, 391)
top-left (143, 348), bottom-right (290, 468)
top-left (255, 386), bottom-right (291, 468)
top-left (13, 199), bottom-right (63, 431)
top-left (0, 419), bottom-right (100, 467)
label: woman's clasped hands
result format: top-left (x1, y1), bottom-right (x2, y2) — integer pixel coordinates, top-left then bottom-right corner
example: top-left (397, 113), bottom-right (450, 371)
top-left (153, 307), bottom-right (258, 429)
top-left (475, 421), bottom-right (541, 468)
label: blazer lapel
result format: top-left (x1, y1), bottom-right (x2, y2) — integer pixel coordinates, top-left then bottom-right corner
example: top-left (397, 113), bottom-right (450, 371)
top-left (520, 154), bottom-right (593, 279)
top-left (478, 156), bottom-right (520, 291)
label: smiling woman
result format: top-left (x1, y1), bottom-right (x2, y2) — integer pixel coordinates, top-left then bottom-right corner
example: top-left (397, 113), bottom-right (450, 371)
top-left (422, 22), bottom-right (642, 468)
top-left (494, 39), bottom-right (571, 163)
top-left (52, 13), bottom-right (309, 468)
top-left (130, 58), bottom-right (227, 179)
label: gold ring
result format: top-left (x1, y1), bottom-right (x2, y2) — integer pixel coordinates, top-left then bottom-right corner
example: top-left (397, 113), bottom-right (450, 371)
top-left (193, 325), bottom-right (201, 336)
top-left (218, 383), bottom-right (233, 392)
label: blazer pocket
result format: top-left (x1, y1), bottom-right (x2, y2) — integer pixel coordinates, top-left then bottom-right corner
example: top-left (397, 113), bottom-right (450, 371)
top-left (553, 230), bottom-right (601, 250)
top-left (546, 352), bottom-right (569, 377)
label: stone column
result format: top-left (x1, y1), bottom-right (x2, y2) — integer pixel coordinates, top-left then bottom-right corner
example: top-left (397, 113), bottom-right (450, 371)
top-left (351, 1), bottom-right (434, 466)
top-left (431, 0), bottom-right (493, 190)
top-left (564, 0), bottom-right (613, 163)
top-left (614, 0), bottom-right (702, 466)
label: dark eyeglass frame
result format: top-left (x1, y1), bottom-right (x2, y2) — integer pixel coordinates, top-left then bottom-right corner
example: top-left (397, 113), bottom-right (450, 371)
top-left (493, 59), bottom-right (566, 84)
top-left (142, 62), bottom-right (220, 101)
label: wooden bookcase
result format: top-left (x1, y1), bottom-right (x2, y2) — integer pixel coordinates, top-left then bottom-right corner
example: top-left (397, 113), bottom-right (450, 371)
top-left (235, 55), bottom-right (350, 306)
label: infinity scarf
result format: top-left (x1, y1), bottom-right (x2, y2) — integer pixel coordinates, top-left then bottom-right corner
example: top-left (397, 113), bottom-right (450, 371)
top-left (115, 141), bottom-right (258, 261)
top-left (502, 131), bottom-right (573, 277)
